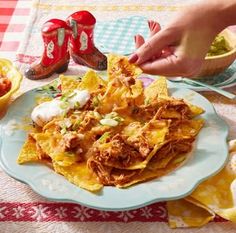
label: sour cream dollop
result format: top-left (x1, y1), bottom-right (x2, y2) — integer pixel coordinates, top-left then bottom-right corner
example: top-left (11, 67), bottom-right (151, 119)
top-left (31, 90), bottom-right (90, 127)
top-left (67, 90), bottom-right (90, 108)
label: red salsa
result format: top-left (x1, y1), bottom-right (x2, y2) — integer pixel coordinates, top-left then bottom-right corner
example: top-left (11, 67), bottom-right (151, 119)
top-left (0, 75), bottom-right (12, 97)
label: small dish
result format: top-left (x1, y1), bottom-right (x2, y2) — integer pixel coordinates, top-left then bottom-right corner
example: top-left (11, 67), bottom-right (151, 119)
top-left (0, 58), bottom-right (22, 112)
top-left (197, 29), bottom-right (236, 77)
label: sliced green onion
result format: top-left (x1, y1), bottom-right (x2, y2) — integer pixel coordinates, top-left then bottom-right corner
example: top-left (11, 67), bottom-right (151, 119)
top-left (74, 101), bottom-right (81, 109)
top-left (60, 126), bottom-right (67, 135)
top-left (67, 92), bottom-right (77, 99)
top-left (100, 118), bottom-right (119, 127)
top-left (104, 112), bottom-right (118, 119)
top-left (72, 119), bottom-right (81, 131)
top-left (113, 116), bottom-right (124, 122)
top-left (99, 132), bottom-right (110, 143)
top-left (92, 96), bottom-right (100, 107)
top-left (60, 101), bottom-right (70, 110)
top-left (64, 118), bottom-right (72, 128)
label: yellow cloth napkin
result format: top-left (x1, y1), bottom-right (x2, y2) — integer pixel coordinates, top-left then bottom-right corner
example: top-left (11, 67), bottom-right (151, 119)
top-left (167, 139), bottom-right (236, 228)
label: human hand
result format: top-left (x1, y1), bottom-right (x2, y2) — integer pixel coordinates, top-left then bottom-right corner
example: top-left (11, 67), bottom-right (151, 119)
top-left (129, 2), bottom-right (227, 77)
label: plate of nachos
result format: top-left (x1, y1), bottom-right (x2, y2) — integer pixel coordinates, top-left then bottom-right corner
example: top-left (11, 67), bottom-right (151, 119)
top-left (0, 55), bottom-right (229, 211)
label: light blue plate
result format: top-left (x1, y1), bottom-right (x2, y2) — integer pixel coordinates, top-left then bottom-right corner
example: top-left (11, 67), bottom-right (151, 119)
top-left (0, 84), bottom-right (229, 211)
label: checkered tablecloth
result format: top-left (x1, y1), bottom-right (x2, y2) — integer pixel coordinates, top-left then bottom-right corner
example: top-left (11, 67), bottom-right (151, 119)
top-left (1, 1), bottom-right (236, 233)
top-left (0, 0), bottom-right (29, 60)
top-left (95, 16), bottom-right (149, 55)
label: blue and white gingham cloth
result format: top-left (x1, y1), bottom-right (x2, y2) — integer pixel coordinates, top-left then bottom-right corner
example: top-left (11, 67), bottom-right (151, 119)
top-left (95, 16), bottom-right (149, 55)
top-left (95, 16), bottom-right (236, 89)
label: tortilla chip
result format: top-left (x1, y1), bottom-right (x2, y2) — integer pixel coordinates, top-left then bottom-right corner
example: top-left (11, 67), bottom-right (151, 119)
top-left (116, 165), bottom-right (170, 188)
top-left (53, 162), bottom-right (103, 192)
top-left (143, 120), bottom-right (170, 147)
top-left (31, 133), bottom-right (79, 166)
top-left (187, 103), bottom-right (205, 117)
top-left (130, 79), bottom-right (144, 105)
top-left (60, 75), bottom-right (81, 94)
top-left (170, 119), bottom-right (204, 139)
top-left (117, 152), bottom-right (186, 188)
top-left (99, 80), bottom-right (130, 113)
top-left (122, 121), bottom-right (142, 137)
top-left (79, 69), bottom-right (107, 92)
top-left (117, 120), bottom-right (169, 170)
top-left (107, 54), bottom-right (142, 81)
top-left (148, 152), bottom-right (178, 170)
top-left (122, 120), bottom-right (169, 149)
top-left (99, 55), bottom-right (144, 113)
top-left (100, 76), bottom-right (145, 114)
top-left (144, 76), bottom-right (168, 102)
top-left (161, 109), bottom-right (183, 119)
top-left (17, 135), bottom-right (40, 164)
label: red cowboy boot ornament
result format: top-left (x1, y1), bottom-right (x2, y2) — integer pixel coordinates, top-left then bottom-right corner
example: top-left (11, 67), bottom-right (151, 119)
top-left (66, 11), bottom-right (107, 70)
top-left (25, 19), bottom-right (72, 80)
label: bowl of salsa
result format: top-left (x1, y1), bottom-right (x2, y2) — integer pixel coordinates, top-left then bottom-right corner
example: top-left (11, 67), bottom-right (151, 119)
top-left (0, 59), bottom-right (22, 112)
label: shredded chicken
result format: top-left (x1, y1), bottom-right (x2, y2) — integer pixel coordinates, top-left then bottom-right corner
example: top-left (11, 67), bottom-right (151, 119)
top-left (121, 76), bottom-right (135, 87)
top-left (62, 132), bottom-right (84, 150)
top-left (91, 134), bottom-right (143, 168)
top-left (125, 134), bottom-right (151, 157)
top-left (152, 138), bottom-right (194, 162)
top-left (111, 168), bottom-right (138, 186)
top-left (91, 125), bottom-right (110, 136)
top-left (77, 112), bottom-right (98, 132)
top-left (88, 157), bottom-right (138, 186)
top-left (134, 99), bottom-right (191, 121)
top-left (87, 159), bottom-right (113, 185)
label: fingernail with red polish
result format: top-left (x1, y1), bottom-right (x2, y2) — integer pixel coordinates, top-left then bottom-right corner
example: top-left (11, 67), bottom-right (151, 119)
top-left (129, 53), bottom-right (138, 63)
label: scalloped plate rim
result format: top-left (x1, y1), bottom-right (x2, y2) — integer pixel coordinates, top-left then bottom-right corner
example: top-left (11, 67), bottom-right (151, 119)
top-left (0, 85), bottom-right (229, 211)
